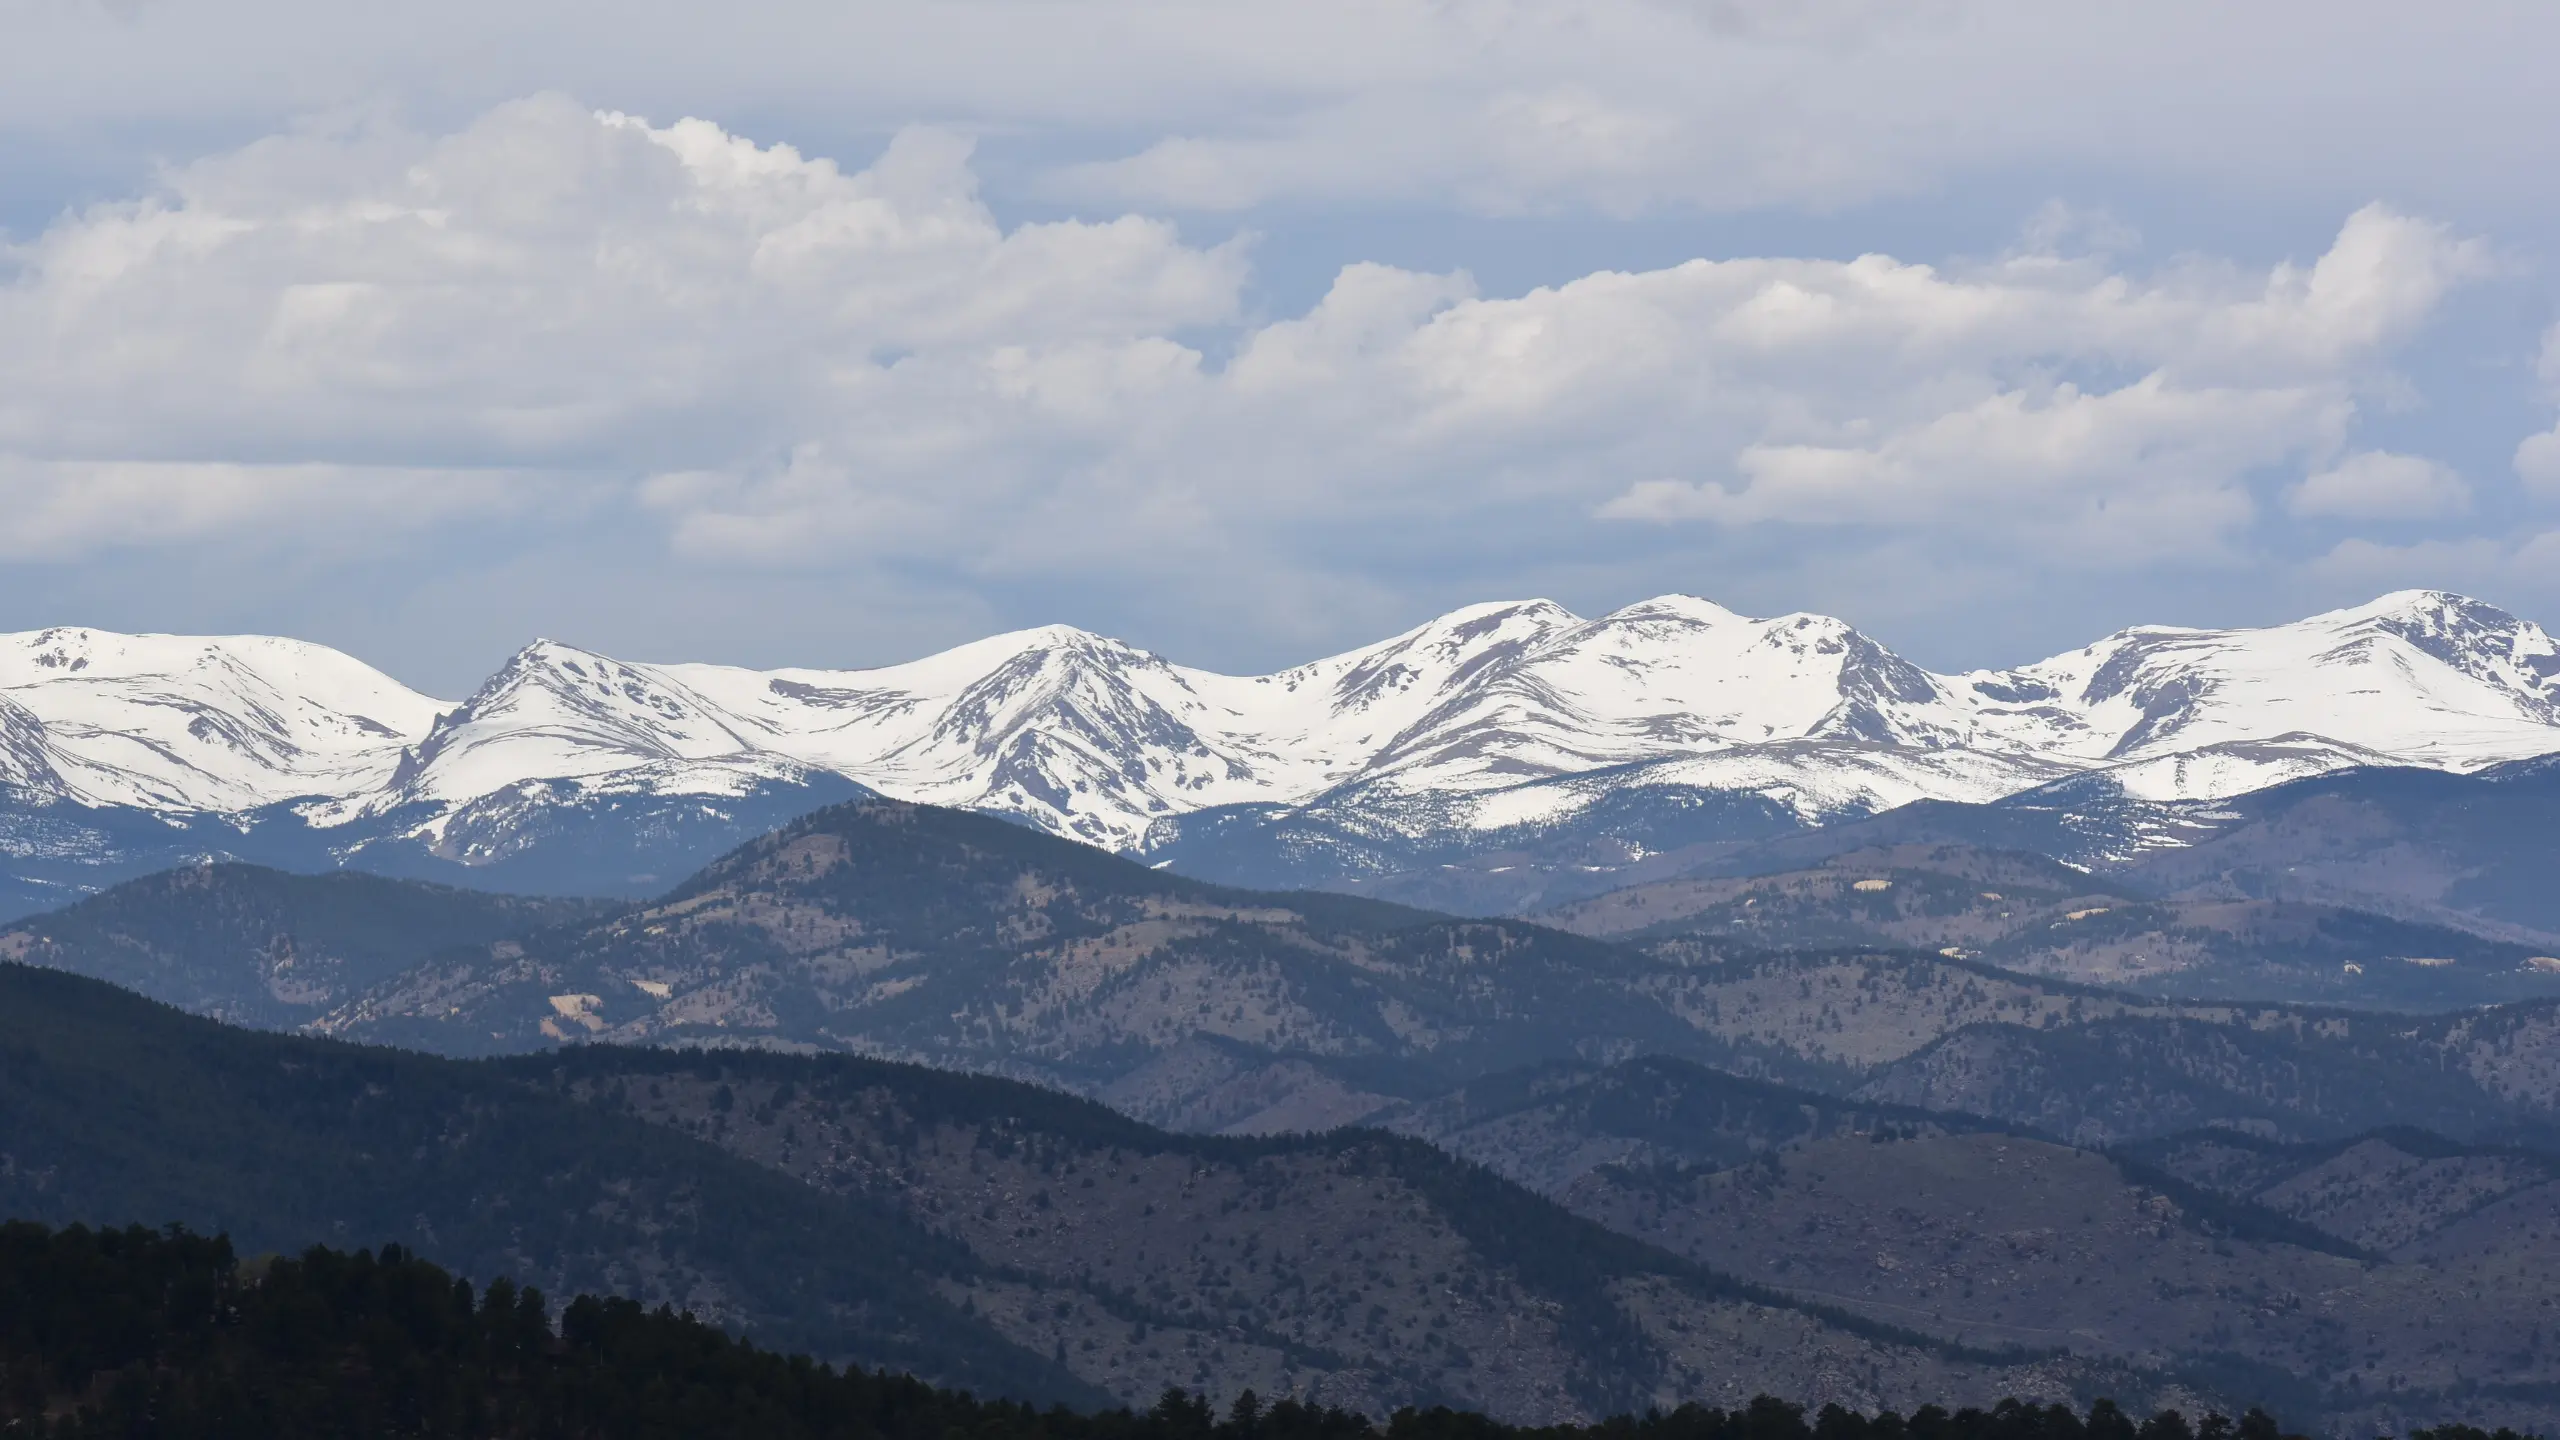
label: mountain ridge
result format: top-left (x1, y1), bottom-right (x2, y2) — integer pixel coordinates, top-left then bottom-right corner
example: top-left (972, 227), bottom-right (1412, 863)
top-left (29, 794), bottom-right (2560, 1158)
top-left (0, 589), bottom-right (2552, 912)
top-left (3, 956), bottom-right (2199, 1424)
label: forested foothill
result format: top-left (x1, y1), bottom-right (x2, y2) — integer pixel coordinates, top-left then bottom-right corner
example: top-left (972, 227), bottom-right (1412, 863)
top-left (9, 791), bottom-right (2560, 1434)
top-left (9, 1221), bottom-right (2511, 1440)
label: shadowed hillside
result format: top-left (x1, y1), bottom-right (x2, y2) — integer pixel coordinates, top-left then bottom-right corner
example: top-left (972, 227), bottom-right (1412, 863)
top-left (0, 960), bottom-right (2169, 1424)
top-left (0, 1221), bottom-right (2348, 1440)
top-left (0, 862), bottom-right (613, 1026)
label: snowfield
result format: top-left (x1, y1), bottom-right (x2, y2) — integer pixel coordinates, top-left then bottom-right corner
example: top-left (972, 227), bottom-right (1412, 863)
top-left (3, 589), bottom-right (2554, 856)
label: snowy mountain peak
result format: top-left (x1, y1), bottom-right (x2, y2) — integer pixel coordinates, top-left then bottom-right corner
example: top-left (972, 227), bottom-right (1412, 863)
top-left (1976, 592), bottom-right (2560, 773)
top-left (385, 638), bottom-right (779, 810)
top-left (2326, 586), bottom-right (2504, 624)
top-left (949, 622), bottom-right (1131, 663)
top-left (2311, 591), bottom-right (2560, 716)
top-left (0, 627), bottom-right (440, 812)
top-left (1598, 594), bottom-right (1749, 627)
top-left (0, 592), bottom-right (2553, 863)
top-left (1310, 599), bottom-right (1578, 719)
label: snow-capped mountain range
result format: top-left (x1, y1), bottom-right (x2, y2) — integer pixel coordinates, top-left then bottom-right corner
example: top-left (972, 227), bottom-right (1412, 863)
top-left (0, 589), bottom-right (2553, 910)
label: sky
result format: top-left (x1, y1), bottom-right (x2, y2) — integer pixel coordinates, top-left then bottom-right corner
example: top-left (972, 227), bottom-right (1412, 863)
top-left (4, 0), bottom-right (2559, 698)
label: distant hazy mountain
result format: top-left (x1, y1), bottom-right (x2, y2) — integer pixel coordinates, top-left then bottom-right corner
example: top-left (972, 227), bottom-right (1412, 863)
top-left (20, 795), bottom-right (2560, 1160)
top-left (0, 588), bottom-right (2549, 912)
top-left (1538, 841), bottom-right (2560, 1009)
top-left (1629, 755), bottom-right (2560, 946)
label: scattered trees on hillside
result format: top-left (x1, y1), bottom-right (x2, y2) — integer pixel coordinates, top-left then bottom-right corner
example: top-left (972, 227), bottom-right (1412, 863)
top-left (0, 1221), bottom-right (2524, 1440)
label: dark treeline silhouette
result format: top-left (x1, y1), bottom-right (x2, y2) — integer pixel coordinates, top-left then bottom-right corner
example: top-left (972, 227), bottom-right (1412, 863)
top-left (0, 1221), bottom-right (2528, 1440)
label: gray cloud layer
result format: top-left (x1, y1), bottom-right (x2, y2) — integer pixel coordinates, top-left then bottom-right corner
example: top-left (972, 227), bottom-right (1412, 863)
top-left (3, 1), bottom-right (2558, 689)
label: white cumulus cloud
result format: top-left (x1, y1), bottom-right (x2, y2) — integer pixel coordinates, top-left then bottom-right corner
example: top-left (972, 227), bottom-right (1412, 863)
top-left (2289, 451), bottom-right (2471, 519)
top-left (0, 458), bottom-right (536, 558)
top-left (0, 101), bottom-right (2492, 604)
top-left (2517, 324), bottom-right (2560, 506)
top-left (2520, 431), bottom-right (2560, 503)
top-left (2307, 530), bottom-right (2560, 621)
top-left (0, 96), bottom-right (1244, 556)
